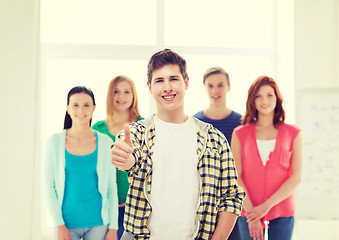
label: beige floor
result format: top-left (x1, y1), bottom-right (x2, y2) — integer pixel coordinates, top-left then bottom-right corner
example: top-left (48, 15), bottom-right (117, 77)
top-left (292, 219), bottom-right (339, 240)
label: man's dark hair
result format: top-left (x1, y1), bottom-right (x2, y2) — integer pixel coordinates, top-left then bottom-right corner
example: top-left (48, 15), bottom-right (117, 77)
top-left (147, 49), bottom-right (188, 84)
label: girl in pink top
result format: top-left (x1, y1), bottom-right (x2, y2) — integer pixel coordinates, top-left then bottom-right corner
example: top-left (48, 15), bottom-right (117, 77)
top-left (231, 76), bottom-right (303, 240)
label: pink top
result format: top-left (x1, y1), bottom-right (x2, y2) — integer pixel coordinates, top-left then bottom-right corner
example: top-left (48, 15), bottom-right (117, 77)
top-left (234, 123), bottom-right (300, 221)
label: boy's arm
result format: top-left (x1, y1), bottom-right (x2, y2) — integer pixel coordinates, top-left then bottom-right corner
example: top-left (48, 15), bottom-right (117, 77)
top-left (215, 132), bottom-right (245, 235)
top-left (211, 211), bottom-right (238, 240)
top-left (218, 138), bottom-right (245, 215)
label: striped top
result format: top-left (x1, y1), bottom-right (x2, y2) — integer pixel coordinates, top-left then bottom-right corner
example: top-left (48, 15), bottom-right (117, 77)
top-left (193, 110), bottom-right (241, 145)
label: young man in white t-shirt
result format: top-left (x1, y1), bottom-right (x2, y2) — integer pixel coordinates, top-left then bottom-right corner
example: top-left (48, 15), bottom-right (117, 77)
top-left (111, 49), bottom-right (245, 240)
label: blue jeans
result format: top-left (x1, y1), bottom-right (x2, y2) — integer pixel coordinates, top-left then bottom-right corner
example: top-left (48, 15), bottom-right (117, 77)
top-left (238, 216), bottom-right (294, 240)
top-left (118, 206), bottom-right (125, 239)
top-left (120, 231), bottom-right (134, 240)
top-left (228, 218), bottom-right (241, 240)
top-left (68, 224), bottom-right (108, 240)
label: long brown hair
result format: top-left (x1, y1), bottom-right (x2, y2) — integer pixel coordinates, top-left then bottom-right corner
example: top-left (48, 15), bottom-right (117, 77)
top-left (242, 75), bottom-right (285, 127)
top-left (106, 75), bottom-right (140, 126)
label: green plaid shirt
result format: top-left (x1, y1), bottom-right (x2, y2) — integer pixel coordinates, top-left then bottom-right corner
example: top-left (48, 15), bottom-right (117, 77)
top-left (116, 115), bottom-right (245, 239)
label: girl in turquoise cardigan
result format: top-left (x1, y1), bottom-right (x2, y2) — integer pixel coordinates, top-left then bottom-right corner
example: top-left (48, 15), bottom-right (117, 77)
top-left (92, 76), bottom-right (142, 239)
top-left (44, 86), bottom-right (118, 240)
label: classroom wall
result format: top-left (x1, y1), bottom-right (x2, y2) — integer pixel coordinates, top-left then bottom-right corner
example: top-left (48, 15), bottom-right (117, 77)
top-left (0, 0), bottom-right (338, 239)
top-left (0, 0), bottom-right (39, 239)
top-left (296, 0), bottom-right (339, 88)
top-left (295, 0), bottom-right (339, 221)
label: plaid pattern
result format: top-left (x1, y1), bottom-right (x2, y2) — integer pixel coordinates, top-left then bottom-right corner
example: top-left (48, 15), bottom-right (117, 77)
top-left (116, 116), bottom-right (245, 240)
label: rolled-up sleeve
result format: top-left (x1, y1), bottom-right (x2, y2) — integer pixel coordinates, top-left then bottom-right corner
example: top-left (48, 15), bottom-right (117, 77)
top-left (218, 138), bottom-right (246, 215)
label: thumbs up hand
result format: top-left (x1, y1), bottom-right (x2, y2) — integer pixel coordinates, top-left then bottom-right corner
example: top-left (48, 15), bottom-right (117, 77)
top-left (123, 123), bottom-right (133, 147)
top-left (111, 124), bottom-right (136, 171)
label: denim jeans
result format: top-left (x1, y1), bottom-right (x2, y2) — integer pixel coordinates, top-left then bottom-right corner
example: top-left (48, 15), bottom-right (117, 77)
top-left (228, 218), bottom-right (241, 240)
top-left (238, 216), bottom-right (294, 240)
top-left (68, 224), bottom-right (108, 240)
top-left (118, 206), bottom-right (125, 239)
top-left (120, 231), bottom-right (134, 240)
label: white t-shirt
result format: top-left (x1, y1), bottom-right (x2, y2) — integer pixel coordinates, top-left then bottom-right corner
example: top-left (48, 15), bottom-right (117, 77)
top-left (256, 139), bottom-right (276, 166)
top-left (148, 116), bottom-right (200, 240)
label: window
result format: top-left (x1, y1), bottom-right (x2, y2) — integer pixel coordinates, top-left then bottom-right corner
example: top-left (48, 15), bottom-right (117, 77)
top-left (164, 0), bottom-right (273, 49)
top-left (40, 0), bottom-right (157, 45)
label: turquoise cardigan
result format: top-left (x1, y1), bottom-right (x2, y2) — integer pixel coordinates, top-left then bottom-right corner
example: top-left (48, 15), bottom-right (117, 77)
top-left (43, 130), bottom-right (118, 229)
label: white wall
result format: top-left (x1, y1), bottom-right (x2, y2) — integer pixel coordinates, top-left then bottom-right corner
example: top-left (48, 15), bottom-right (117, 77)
top-left (296, 0), bottom-right (339, 88)
top-left (294, 1), bottom-right (339, 237)
top-left (0, 0), bottom-right (39, 239)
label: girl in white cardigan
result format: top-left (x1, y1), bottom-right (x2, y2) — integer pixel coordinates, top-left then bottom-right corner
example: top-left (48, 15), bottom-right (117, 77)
top-left (44, 86), bottom-right (118, 240)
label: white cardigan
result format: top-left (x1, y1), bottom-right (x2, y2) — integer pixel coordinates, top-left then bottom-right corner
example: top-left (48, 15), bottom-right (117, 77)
top-left (43, 130), bottom-right (118, 229)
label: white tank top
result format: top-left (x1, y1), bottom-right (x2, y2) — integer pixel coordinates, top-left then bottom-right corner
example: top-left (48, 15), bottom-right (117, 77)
top-left (256, 139), bottom-right (276, 166)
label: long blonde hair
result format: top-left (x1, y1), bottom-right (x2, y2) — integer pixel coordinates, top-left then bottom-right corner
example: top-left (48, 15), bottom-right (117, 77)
top-left (106, 75), bottom-right (141, 126)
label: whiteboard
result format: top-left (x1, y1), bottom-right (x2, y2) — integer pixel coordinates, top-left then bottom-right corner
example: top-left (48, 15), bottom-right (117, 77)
top-left (296, 89), bottom-right (339, 219)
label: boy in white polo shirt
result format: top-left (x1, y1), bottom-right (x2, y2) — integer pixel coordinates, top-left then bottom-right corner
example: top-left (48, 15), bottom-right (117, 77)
top-left (111, 49), bottom-right (245, 240)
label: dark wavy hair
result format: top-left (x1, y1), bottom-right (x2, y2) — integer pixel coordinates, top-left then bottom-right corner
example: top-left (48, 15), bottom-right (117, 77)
top-left (64, 86), bottom-right (96, 129)
top-left (147, 49), bottom-right (188, 84)
top-left (242, 75), bottom-right (285, 127)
